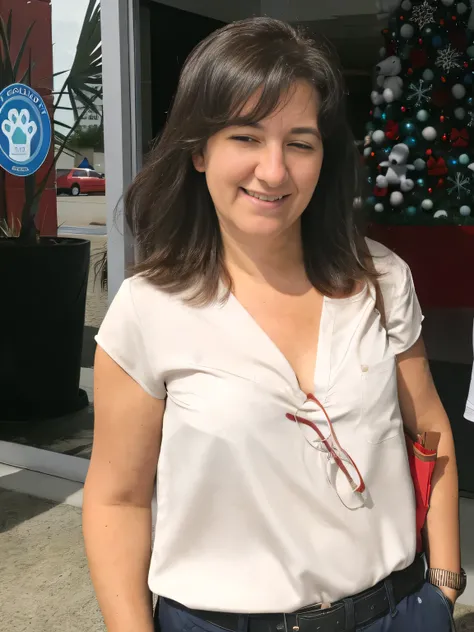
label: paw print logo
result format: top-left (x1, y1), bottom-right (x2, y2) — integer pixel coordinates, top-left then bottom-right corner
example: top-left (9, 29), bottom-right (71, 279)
top-left (1, 108), bottom-right (38, 163)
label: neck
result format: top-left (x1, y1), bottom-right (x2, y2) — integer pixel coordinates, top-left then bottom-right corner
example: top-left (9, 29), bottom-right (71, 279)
top-left (220, 221), bottom-right (306, 286)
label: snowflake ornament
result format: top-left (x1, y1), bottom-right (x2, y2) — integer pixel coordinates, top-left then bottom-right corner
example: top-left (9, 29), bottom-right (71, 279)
top-left (411, 1), bottom-right (436, 30)
top-left (447, 172), bottom-right (471, 199)
top-left (436, 44), bottom-right (462, 73)
top-left (468, 111), bottom-right (474, 128)
top-left (407, 80), bottom-right (432, 106)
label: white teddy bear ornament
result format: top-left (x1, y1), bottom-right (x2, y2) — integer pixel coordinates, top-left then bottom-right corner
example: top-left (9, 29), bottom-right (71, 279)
top-left (376, 143), bottom-right (415, 193)
top-left (371, 56), bottom-right (403, 105)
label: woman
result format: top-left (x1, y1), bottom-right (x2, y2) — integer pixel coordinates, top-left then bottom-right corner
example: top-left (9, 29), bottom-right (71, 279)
top-left (83, 17), bottom-right (463, 632)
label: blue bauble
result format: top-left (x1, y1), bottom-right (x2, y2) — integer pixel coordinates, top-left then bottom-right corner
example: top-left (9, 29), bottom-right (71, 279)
top-left (368, 177), bottom-right (373, 184)
top-left (405, 136), bottom-right (417, 147)
top-left (407, 206), bottom-right (417, 216)
top-left (402, 121), bottom-right (415, 134)
top-left (449, 157), bottom-right (458, 166)
top-left (432, 35), bottom-right (443, 48)
top-left (459, 154), bottom-right (470, 165)
top-left (367, 196), bottom-right (376, 206)
top-left (417, 178), bottom-right (425, 187)
top-left (464, 74), bottom-right (473, 85)
top-left (468, 97), bottom-right (474, 106)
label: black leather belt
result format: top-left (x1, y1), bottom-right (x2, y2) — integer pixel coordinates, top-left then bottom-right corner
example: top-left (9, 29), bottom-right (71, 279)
top-left (162, 555), bottom-right (425, 632)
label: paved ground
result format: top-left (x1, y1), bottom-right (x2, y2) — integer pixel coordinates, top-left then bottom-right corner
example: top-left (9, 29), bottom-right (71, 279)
top-left (57, 196), bottom-right (106, 228)
top-left (1, 489), bottom-right (474, 632)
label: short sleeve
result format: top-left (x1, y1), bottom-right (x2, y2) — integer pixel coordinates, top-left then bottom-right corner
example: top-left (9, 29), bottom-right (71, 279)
top-left (383, 257), bottom-right (424, 355)
top-left (95, 278), bottom-right (166, 399)
top-left (465, 321), bottom-right (474, 422)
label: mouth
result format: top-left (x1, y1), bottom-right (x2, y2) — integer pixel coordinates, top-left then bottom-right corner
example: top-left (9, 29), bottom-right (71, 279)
top-left (241, 188), bottom-right (290, 203)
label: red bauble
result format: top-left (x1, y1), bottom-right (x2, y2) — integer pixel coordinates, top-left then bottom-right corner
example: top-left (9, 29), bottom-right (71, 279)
top-left (428, 188), bottom-right (433, 194)
top-left (374, 186), bottom-right (388, 198)
top-left (437, 178), bottom-right (445, 188)
top-left (426, 149), bottom-right (433, 156)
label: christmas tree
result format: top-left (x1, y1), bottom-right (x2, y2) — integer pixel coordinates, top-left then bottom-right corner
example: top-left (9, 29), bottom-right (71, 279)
top-left (365, 0), bottom-right (474, 225)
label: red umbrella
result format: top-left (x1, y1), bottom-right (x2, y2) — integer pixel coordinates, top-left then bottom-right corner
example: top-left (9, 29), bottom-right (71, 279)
top-left (405, 431), bottom-right (439, 553)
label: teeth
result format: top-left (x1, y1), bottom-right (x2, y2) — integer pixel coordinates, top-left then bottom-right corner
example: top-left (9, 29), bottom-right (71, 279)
top-left (245, 189), bottom-right (284, 202)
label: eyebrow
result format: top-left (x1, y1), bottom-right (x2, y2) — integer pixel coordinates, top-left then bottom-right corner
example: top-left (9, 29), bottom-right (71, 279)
top-left (246, 122), bottom-right (321, 139)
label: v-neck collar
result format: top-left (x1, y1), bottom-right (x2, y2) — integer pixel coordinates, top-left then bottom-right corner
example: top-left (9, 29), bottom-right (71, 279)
top-left (221, 290), bottom-right (334, 402)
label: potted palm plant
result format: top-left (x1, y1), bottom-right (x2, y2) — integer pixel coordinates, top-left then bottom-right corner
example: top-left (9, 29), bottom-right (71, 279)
top-left (0, 0), bottom-right (102, 421)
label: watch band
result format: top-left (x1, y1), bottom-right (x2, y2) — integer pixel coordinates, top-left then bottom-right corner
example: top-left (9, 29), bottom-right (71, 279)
top-left (427, 568), bottom-right (467, 593)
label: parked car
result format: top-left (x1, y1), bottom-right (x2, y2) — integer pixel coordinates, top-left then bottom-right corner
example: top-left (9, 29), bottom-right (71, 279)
top-left (56, 168), bottom-right (106, 196)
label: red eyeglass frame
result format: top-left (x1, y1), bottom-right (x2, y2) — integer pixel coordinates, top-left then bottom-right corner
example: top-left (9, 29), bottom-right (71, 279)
top-left (286, 393), bottom-right (366, 494)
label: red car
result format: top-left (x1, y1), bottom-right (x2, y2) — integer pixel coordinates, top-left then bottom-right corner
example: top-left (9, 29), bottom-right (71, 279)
top-left (56, 168), bottom-right (106, 196)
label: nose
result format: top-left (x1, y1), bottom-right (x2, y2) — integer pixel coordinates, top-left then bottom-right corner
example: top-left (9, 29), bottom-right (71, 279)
top-left (254, 144), bottom-right (289, 188)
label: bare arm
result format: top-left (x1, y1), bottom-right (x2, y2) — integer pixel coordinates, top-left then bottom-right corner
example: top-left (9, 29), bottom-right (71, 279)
top-left (397, 336), bottom-right (460, 604)
top-left (83, 347), bottom-right (165, 631)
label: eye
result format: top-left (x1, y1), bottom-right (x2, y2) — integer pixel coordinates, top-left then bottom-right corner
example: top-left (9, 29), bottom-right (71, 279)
top-left (289, 142), bottom-right (314, 150)
top-left (231, 135), bottom-right (257, 143)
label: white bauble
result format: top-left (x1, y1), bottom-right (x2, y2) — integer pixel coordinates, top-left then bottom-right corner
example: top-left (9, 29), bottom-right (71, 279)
top-left (372, 130), bottom-right (386, 144)
top-left (454, 107), bottom-right (466, 120)
top-left (457, 2), bottom-right (468, 14)
top-left (401, 0), bottom-right (412, 9)
top-left (417, 109), bottom-right (429, 122)
top-left (379, 47), bottom-right (387, 59)
top-left (422, 126), bottom-right (437, 141)
top-left (364, 147), bottom-right (373, 157)
top-left (452, 84), bottom-right (466, 99)
top-left (390, 191), bottom-right (404, 206)
top-left (374, 203), bottom-right (384, 213)
top-left (460, 205), bottom-right (471, 217)
top-left (423, 69), bottom-right (434, 81)
top-left (440, 0), bottom-right (454, 5)
top-left (400, 24), bottom-right (415, 38)
top-left (422, 199), bottom-right (434, 210)
top-left (468, 46), bottom-right (474, 59)
top-left (414, 158), bottom-right (426, 171)
top-left (434, 210), bottom-right (448, 218)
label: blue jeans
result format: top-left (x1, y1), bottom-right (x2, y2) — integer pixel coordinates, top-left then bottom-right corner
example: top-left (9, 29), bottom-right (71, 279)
top-left (155, 583), bottom-right (455, 632)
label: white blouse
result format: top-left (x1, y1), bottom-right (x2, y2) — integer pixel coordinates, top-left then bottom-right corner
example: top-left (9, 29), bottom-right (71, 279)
top-left (95, 238), bottom-right (424, 614)
top-left (465, 319), bottom-right (474, 422)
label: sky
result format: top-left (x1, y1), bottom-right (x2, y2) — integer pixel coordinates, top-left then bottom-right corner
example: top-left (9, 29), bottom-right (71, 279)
top-left (52, 0), bottom-right (89, 127)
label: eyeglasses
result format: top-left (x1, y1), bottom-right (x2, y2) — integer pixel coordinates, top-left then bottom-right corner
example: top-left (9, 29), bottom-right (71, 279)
top-left (286, 393), bottom-right (366, 508)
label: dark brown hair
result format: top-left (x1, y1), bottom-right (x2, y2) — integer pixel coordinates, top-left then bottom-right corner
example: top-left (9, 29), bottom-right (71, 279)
top-left (125, 17), bottom-right (369, 304)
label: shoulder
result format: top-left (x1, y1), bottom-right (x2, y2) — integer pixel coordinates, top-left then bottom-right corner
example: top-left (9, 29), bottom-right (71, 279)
top-left (365, 237), bottom-right (412, 294)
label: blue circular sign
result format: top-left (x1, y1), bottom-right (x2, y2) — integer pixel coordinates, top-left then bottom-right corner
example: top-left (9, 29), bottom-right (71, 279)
top-left (0, 83), bottom-right (52, 177)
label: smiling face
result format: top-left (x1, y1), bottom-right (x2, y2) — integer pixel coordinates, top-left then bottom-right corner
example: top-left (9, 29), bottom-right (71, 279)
top-left (192, 81), bottom-right (324, 242)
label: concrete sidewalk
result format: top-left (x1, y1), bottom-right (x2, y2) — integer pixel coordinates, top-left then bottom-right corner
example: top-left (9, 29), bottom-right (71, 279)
top-left (1, 487), bottom-right (474, 632)
top-left (0, 489), bottom-right (104, 632)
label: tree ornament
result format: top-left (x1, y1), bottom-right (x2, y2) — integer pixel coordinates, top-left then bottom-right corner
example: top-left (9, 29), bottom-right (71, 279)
top-left (372, 130), bottom-right (386, 144)
top-left (454, 107), bottom-right (466, 119)
top-left (422, 69), bottom-right (434, 81)
top-left (422, 126), bottom-right (437, 140)
top-left (405, 136), bottom-right (417, 147)
top-left (414, 158), bottom-right (426, 170)
top-left (374, 203), bottom-right (385, 212)
top-left (447, 172), bottom-right (471, 198)
top-left (385, 120), bottom-right (400, 140)
top-left (434, 210), bottom-right (448, 218)
top-left (401, 105), bottom-right (407, 112)
top-left (451, 127), bottom-right (469, 147)
top-left (422, 199), bottom-right (434, 210)
top-left (427, 156), bottom-right (448, 175)
top-left (390, 191), bottom-right (404, 206)
top-left (467, 111), bottom-right (474, 127)
top-left (417, 178), bottom-right (425, 186)
top-left (401, 23), bottom-right (415, 38)
top-left (467, 45), bottom-right (474, 59)
top-left (460, 205), bottom-right (471, 216)
top-left (452, 83), bottom-right (466, 98)
top-left (457, 3), bottom-right (468, 15)
top-left (436, 44), bottom-right (462, 72)
top-left (407, 206), bottom-right (417, 215)
top-left (437, 178), bottom-right (445, 188)
top-left (411, 1), bottom-right (437, 30)
top-left (459, 154), bottom-right (470, 165)
top-left (407, 79), bottom-right (432, 105)
top-left (432, 35), bottom-right (443, 47)
top-left (401, 0), bottom-right (413, 9)
top-left (376, 144), bottom-right (415, 192)
top-left (417, 109), bottom-right (430, 122)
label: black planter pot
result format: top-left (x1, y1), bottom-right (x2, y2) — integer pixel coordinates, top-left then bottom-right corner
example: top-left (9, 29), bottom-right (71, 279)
top-left (0, 237), bottom-right (91, 421)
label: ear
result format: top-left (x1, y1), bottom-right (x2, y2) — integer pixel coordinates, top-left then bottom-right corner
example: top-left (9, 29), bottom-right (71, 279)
top-left (192, 152), bottom-right (206, 173)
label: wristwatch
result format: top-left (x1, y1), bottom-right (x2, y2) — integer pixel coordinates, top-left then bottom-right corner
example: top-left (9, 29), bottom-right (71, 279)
top-left (427, 568), bottom-right (467, 595)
